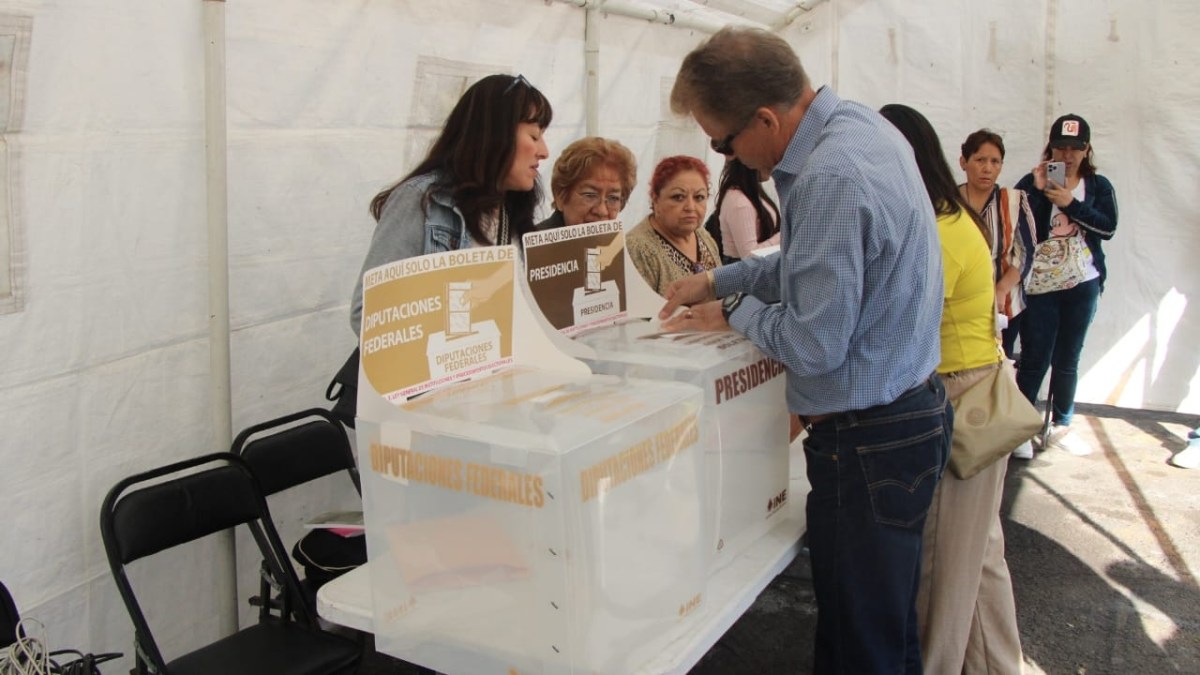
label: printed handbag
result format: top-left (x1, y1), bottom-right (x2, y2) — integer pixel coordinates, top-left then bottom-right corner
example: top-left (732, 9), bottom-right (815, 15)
top-left (1025, 231), bottom-right (1090, 295)
top-left (949, 359), bottom-right (1043, 480)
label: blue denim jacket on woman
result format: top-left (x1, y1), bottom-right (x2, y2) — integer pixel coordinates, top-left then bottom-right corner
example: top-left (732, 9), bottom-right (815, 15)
top-left (350, 172), bottom-right (468, 334)
top-left (1013, 172), bottom-right (1118, 291)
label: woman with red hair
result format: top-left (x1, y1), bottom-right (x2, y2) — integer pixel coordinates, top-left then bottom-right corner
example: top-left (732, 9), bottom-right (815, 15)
top-left (626, 155), bottom-right (720, 295)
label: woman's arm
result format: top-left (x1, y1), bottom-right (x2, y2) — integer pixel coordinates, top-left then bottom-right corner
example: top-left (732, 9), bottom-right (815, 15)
top-left (350, 182), bottom-right (430, 334)
top-left (1063, 175), bottom-right (1118, 240)
top-left (1011, 189), bottom-right (1036, 279)
top-left (995, 265), bottom-right (1021, 310)
top-left (626, 230), bottom-right (664, 296)
top-left (720, 190), bottom-right (768, 258)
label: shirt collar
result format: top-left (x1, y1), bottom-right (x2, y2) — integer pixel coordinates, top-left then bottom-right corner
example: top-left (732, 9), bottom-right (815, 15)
top-left (773, 86), bottom-right (839, 180)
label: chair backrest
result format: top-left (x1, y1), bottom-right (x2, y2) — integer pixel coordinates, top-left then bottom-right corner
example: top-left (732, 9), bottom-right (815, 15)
top-left (232, 408), bottom-right (360, 496)
top-left (99, 453), bottom-right (314, 672)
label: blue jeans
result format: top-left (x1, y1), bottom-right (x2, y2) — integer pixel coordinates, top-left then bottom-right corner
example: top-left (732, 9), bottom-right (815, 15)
top-left (1001, 311), bottom-right (1022, 360)
top-left (1017, 278), bottom-right (1100, 426)
top-left (804, 375), bottom-right (952, 674)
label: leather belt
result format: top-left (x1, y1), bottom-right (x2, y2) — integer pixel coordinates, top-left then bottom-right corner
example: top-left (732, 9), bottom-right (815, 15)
top-left (797, 373), bottom-right (939, 432)
top-left (796, 412), bottom-right (835, 431)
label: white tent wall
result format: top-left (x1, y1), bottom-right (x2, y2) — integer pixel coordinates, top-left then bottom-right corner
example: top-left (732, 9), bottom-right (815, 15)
top-left (0, 0), bottom-right (229, 663)
top-left (827, 0), bottom-right (1200, 412)
top-left (0, 0), bottom-right (1197, 667)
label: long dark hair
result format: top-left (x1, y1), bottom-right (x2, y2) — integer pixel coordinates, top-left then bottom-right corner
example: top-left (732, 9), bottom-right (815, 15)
top-left (369, 74), bottom-right (553, 244)
top-left (714, 158), bottom-right (779, 243)
top-left (879, 103), bottom-right (987, 239)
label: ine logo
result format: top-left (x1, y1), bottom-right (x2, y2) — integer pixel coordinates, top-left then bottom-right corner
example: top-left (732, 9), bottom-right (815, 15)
top-left (677, 592), bottom-right (703, 619)
top-left (767, 488), bottom-right (788, 515)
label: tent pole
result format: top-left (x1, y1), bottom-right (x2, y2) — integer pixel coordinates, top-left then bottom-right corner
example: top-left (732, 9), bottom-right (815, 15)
top-left (771, 0), bottom-right (830, 31)
top-left (830, 0), bottom-right (839, 91)
top-left (585, 7), bottom-right (599, 136)
top-left (203, 0), bottom-right (238, 635)
top-left (1043, 0), bottom-right (1059, 135)
top-left (556, 0), bottom-right (738, 34)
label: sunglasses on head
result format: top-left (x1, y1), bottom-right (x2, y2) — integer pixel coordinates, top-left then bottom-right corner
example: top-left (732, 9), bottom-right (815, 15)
top-left (503, 73), bottom-right (531, 96)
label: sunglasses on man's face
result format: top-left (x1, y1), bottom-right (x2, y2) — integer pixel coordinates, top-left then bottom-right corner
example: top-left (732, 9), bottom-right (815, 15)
top-left (710, 114), bottom-right (755, 155)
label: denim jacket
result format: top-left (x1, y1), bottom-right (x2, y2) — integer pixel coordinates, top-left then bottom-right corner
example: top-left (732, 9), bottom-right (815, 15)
top-left (1013, 172), bottom-right (1118, 291)
top-left (350, 172), bottom-right (468, 334)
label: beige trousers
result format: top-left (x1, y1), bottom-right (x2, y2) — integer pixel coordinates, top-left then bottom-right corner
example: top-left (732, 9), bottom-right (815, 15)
top-left (917, 365), bottom-right (1024, 674)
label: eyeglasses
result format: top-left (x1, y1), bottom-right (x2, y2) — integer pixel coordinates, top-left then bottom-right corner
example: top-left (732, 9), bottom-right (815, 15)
top-left (504, 74), bottom-right (531, 96)
top-left (575, 190), bottom-right (623, 211)
top-left (710, 114), bottom-right (754, 155)
top-left (691, 261), bottom-right (706, 274)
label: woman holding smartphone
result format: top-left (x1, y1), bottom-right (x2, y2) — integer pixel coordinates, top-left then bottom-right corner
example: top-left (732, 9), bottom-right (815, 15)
top-left (1013, 114), bottom-right (1118, 457)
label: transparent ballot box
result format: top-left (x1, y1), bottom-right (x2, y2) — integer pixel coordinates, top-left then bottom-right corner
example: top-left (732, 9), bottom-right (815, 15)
top-left (574, 321), bottom-right (791, 569)
top-left (359, 367), bottom-right (712, 675)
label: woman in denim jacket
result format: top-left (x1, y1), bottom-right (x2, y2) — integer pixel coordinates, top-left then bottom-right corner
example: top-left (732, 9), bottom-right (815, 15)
top-left (350, 74), bottom-right (553, 333)
top-left (1013, 114), bottom-right (1118, 456)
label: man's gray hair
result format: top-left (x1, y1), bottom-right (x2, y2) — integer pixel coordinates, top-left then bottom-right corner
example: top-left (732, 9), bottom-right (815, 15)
top-left (671, 27), bottom-right (808, 128)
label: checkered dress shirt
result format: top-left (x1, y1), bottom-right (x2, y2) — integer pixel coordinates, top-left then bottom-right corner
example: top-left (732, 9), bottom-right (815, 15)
top-left (715, 87), bottom-right (944, 415)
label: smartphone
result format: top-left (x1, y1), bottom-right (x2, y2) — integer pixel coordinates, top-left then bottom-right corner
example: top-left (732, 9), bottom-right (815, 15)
top-left (1046, 161), bottom-right (1066, 187)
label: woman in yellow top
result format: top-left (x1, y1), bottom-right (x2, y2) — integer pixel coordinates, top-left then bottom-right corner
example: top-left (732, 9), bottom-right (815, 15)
top-left (880, 104), bottom-right (1022, 674)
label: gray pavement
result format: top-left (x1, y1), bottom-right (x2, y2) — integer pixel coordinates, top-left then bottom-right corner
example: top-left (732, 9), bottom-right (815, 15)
top-left (362, 404), bottom-right (1200, 674)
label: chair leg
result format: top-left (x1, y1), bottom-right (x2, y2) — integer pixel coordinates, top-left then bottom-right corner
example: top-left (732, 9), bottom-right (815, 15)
top-left (1040, 393), bottom-right (1054, 447)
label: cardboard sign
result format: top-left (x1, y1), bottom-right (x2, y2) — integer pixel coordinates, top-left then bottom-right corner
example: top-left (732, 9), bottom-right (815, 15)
top-left (360, 246), bottom-right (517, 400)
top-left (522, 220), bottom-right (627, 335)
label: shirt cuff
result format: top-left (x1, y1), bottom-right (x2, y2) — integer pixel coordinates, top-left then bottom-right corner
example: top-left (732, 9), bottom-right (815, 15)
top-left (713, 265), bottom-right (747, 298)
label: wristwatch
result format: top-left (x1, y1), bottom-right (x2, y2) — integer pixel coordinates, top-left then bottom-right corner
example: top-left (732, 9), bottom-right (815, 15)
top-left (721, 292), bottom-right (746, 321)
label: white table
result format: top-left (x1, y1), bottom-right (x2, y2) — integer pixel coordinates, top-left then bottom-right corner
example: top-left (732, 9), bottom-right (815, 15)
top-left (319, 443), bottom-right (810, 675)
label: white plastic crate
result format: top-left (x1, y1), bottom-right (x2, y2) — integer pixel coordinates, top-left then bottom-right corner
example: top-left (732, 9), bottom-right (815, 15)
top-left (575, 321), bottom-right (791, 570)
top-left (359, 366), bottom-right (713, 675)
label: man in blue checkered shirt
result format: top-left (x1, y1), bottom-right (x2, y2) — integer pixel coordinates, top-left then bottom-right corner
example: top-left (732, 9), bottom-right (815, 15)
top-left (660, 27), bottom-right (951, 674)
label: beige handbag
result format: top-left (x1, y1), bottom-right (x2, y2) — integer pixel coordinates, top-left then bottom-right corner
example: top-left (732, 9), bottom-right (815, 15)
top-left (949, 358), bottom-right (1043, 479)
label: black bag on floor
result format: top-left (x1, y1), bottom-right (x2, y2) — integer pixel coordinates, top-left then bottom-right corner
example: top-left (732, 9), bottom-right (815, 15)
top-left (325, 347), bottom-right (359, 429)
top-left (1, 581), bottom-right (19, 649)
top-left (292, 529), bottom-right (368, 587)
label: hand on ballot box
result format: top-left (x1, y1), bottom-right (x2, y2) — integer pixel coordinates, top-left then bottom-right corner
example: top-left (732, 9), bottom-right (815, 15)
top-left (659, 299), bottom-right (729, 333)
top-left (658, 271), bottom-right (716, 320)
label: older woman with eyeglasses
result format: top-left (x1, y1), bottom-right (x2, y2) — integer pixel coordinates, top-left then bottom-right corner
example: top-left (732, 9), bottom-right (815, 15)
top-left (537, 136), bottom-right (637, 230)
top-left (626, 155), bottom-right (720, 296)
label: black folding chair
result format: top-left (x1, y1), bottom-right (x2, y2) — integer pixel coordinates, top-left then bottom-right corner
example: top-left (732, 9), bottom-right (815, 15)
top-left (100, 453), bottom-right (361, 675)
top-left (232, 408), bottom-right (364, 622)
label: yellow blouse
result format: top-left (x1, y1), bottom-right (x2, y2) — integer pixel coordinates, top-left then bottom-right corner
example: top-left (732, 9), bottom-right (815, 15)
top-left (937, 209), bottom-right (999, 373)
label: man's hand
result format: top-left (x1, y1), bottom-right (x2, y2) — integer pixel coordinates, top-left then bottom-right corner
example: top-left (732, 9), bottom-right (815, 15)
top-left (658, 272), bottom-right (715, 320)
top-left (659, 300), bottom-right (729, 332)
